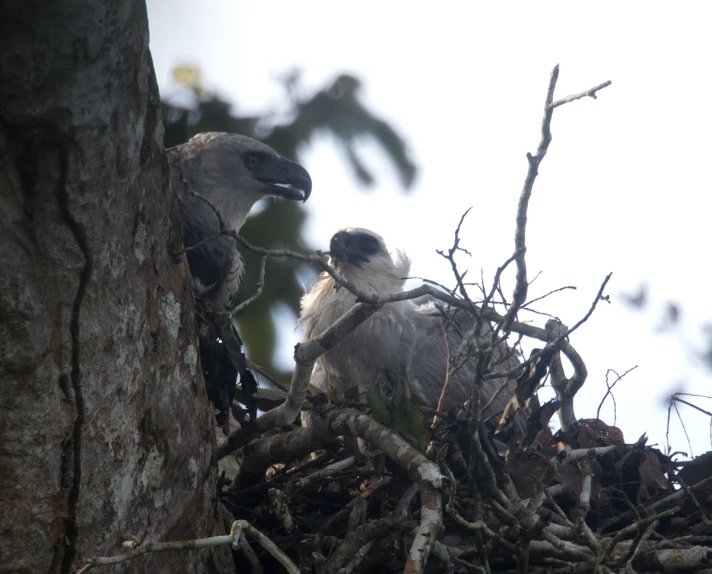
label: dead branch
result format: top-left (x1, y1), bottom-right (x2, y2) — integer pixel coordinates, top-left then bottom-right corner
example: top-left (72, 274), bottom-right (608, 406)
top-left (291, 449), bottom-right (380, 492)
top-left (548, 80), bottom-right (612, 109)
top-left (229, 255), bottom-right (268, 316)
top-left (76, 520), bottom-right (298, 574)
top-left (596, 366), bottom-right (638, 424)
top-left (502, 65), bottom-right (560, 332)
top-left (599, 475), bottom-right (712, 532)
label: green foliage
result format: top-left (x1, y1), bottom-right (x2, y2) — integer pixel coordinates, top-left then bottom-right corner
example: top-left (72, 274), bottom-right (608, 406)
top-left (367, 370), bottom-right (427, 453)
top-left (391, 375), bottom-right (427, 453)
top-left (367, 380), bottom-right (391, 428)
top-left (162, 68), bottom-right (417, 381)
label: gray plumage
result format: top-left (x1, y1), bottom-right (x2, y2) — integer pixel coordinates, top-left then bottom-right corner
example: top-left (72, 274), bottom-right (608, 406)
top-left (299, 228), bottom-right (520, 425)
top-left (168, 132), bottom-right (311, 422)
top-left (169, 132), bottom-right (312, 310)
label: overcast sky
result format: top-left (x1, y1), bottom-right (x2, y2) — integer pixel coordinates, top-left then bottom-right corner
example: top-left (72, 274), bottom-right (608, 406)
top-left (147, 1), bottom-right (712, 457)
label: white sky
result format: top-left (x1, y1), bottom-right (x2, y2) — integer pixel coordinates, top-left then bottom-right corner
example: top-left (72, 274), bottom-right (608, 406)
top-left (147, 1), bottom-right (712, 457)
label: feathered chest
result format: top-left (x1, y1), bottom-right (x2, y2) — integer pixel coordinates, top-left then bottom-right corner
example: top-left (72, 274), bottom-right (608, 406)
top-left (299, 278), bottom-right (358, 340)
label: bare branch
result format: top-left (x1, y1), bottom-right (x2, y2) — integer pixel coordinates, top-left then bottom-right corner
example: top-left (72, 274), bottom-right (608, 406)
top-left (441, 460), bottom-right (517, 552)
top-left (596, 507), bottom-right (679, 568)
top-left (246, 360), bottom-right (289, 392)
top-left (436, 207), bottom-right (480, 317)
top-left (291, 449), bottom-right (380, 493)
top-left (500, 66), bottom-right (610, 339)
top-left (546, 273), bottom-right (612, 429)
top-left (229, 255), bottom-right (268, 317)
top-left (548, 80), bottom-right (612, 109)
top-left (596, 366), bottom-right (638, 423)
top-left (522, 285), bottom-right (577, 309)
top-left (502, 64), bottom-right (560, 332)
top-left (77, 520), bottom-right (298, 574)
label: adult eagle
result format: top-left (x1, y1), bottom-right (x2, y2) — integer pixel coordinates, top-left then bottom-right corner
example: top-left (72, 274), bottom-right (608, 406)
top-left (169, 132), bottom-right (311, 311)
top-left (169, 133), bottom-right (312, 422)
top-left (299, 227), bottom-right (520, 427)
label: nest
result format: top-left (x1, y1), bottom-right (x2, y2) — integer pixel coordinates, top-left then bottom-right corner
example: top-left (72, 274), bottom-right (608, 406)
top-left (219, 391), bottom-right (712, 573)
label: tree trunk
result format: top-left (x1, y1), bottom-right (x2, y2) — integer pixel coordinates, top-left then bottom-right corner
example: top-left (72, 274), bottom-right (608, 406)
top-left (0, 2), bottom-right (228, 572)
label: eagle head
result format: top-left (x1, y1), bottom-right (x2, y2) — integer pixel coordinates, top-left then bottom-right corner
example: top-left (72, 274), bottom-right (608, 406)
top-left (326, 227), bottom-right (410, 293)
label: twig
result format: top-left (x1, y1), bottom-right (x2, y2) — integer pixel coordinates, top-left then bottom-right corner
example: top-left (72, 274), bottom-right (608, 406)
top-left (538, 531), bottom-right (595, 563)
top-left (625, 544), bottom-right (712, 571)
top-left (76, 520), bottom-right (298, 574)
top-left (447, 549), bottom-right (487, 574)
top-left (486, 273), bottom-right (610, 387)
top-left (322, 516), bottom-right (415, 574)
top-left (671, 394), bottom-right (712, 417)
top-left (246, 360), bottom-right (289, 392)
top-left (546, 274), bottom-right (612, 429)
top-left (554, 445), bottom-right (616, 468)
top-left (435, 207), bottom-right (480, 318)
top-left (230, 255), bottom-right (268, 316)
top-left (576, 459), bottom-right (593, 521)
top-left (469, 404), bottom-right (514, 509)
top-left (406, 482), bottom-right (444, 574)
top-left (645, 475), bottom-right (712, 514)
top-left (618, 519), bottom-right (658, 569)
top-left (502, 65), bottom-right (560, 332)
top-left (481, 376), bottom-right (518, 416)
top-left (453, 250), bottom-right (521, 366)
top-left (269, 488), bottom-right (295, 534)
top-left (677, 475), bottom-right (712, 526)
top-left (596, 507), bottom-right (679, 567)
top-left (668, 398), bottom-right (695, 457)
top-left (596, 366), bottom-right (638, 424)
top-left (545, 492), bottom-right (600, 553)
top-left (522, 286), bottom-right (577, 309)
top-left (434, 319), bottom-right (454, 424)
top-left (291, 449), bottom-right (380, 492)
top-left (441, 461), bottom-right (516, 552)
top-left (548, 80), bottom-right (612, 109)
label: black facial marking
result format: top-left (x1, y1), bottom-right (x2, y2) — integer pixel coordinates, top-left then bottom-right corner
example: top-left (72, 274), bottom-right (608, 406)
top-left (330, 230), bottom-right (385, 266)
top-left (352, 232), bottom-right (382, 256)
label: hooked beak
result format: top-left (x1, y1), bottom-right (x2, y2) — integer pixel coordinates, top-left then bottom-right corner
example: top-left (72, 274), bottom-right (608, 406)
top-left (256, 158), bottom-right (312, 202)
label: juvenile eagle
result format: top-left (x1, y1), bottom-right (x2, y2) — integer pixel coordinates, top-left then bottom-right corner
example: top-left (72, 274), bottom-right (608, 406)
top-left (299, 228), bottom-right (520, 425)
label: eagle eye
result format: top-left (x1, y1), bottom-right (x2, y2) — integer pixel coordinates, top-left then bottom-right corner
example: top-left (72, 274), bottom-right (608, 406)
top-left (243, 153), bottom-right (261, 169)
